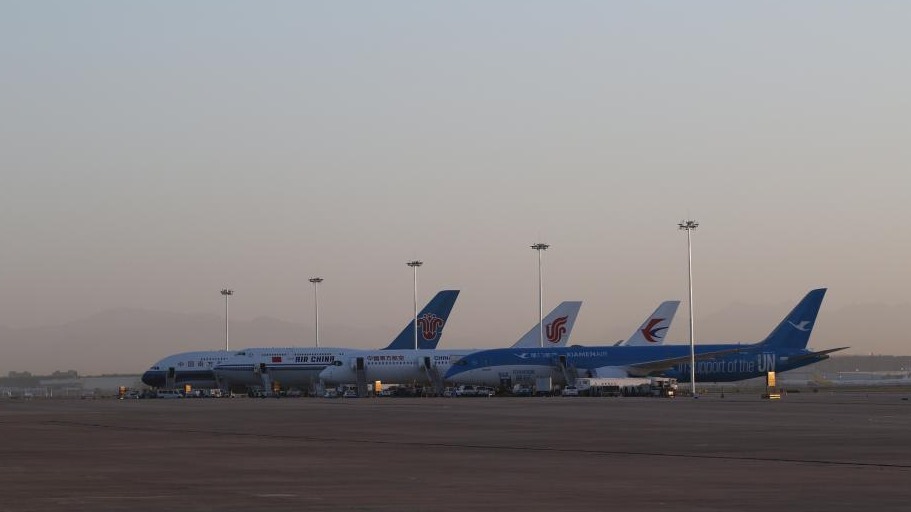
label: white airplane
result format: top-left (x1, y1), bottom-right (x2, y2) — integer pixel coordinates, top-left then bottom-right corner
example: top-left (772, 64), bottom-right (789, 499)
top-left (317, 301), bottom-right (583, 390)
top-left (142, 290), bottom-right (459, 391)
top-left (212, 290), bottom-right (460, 391)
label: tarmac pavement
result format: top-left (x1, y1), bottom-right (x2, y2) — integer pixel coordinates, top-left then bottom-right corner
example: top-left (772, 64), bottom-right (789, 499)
top-left (1, 392), bottom-right (910, 511)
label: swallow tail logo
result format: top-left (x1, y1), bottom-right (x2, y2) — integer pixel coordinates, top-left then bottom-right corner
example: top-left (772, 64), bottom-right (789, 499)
top-left (417, 313), bottom-right (444, 340)
top-left (788, 320), bottom-right (812, 332)
top-left (546, 316), bottom-right (569, 343)
top-left (641, 318), bottom-right (668, 343)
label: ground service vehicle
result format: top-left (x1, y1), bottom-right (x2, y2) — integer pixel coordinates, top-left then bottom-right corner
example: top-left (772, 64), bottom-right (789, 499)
top-left (561, 386), bottom-right (580, 397)
top-left (455, 385), bottom-right (478, 397)
top-left (512, 385), bottom-right (532, 396)
top-left (535, 377), bottom-right (553, 396)
top-left (476, 386), bottom-right (495, 397)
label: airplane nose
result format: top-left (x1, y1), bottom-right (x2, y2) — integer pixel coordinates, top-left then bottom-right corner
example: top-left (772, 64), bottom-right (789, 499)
top-left (141, 371), bottom-right (165, 387)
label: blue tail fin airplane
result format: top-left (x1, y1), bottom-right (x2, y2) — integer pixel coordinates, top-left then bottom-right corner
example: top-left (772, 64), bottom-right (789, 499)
top-left (445, 289), bottom-right (846, 386)
top-left (384, 290), bottom-right (460, 350)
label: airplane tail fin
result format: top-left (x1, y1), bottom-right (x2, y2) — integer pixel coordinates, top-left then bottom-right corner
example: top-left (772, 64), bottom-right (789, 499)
top-left (510, 301), bottom-right (583, 348)
top-left (622, 300), bottom-right (680, 346)
top-left (383, 290), bottom-right (460, 350)
top-left (757, 288), bottom-right (827, 350)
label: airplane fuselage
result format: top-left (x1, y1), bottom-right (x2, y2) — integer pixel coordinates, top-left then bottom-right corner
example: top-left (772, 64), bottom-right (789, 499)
top-left (318, 349), bottom-right (480, 386)
top-left (444, 344), bottom-right (830, 387)
top-left (142, 350), bottom-right (238, 389)
top-left (213, 348), bottom-right (350, 390)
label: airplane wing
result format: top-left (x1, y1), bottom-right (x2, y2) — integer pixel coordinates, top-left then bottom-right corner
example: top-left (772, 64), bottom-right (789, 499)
top-left (786, 347), bottom-right (849, 364)
top-left (624, 347), bottom-right (747, 377)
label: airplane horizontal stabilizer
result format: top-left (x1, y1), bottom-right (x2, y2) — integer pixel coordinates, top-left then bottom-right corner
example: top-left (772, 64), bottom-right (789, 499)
top-left (787, 346), bottom-right (849, 364)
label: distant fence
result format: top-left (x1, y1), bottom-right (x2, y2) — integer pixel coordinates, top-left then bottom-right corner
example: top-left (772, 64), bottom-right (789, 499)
top-left (0, 386), bottom-right (109, 399)
top-left (1, 387), bottom-right (53, 399)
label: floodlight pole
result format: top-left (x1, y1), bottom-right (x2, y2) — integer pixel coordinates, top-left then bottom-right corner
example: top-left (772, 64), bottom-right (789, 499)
top-left (407, 261), bottom-right (423, 350)
top-left (678, 220), bottom-right (699, 397)
top-left (531, 243), bottom-right (550, 348)
top-left (220, 289), bottom-right (234, 351)
top-left (309, 278), bottom-right (323, 348)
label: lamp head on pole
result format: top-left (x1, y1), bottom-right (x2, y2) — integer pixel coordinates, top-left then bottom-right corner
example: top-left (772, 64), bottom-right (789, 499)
top-left (531, 243), bottom-right (550, 251)
top-left (220, 289), bottom-right (234, 297)
top-left (309, 278), bottom-right (323, 284)
top-left (406, 260), bottom-right (423, 268)
top-left (678, 220), bottom-right (699, 231)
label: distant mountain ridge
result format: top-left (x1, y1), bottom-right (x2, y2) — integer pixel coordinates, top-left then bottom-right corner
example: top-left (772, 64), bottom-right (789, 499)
top-left (1, 302), bottom-right (908, 374)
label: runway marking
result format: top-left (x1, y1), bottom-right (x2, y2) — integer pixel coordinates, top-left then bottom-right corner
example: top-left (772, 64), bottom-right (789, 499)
top-left (82, 495), bottom-right (174, 500)
top-left (41, 419), bottom-right (911, 471)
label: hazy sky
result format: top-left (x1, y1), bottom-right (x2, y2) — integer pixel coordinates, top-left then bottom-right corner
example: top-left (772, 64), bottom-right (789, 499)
top-left (2, 2), bottom-right (909, 358)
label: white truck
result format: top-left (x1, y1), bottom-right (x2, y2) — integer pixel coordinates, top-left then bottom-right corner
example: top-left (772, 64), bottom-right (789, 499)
top-left (534, 377), bottom-right (553, 396)
top-left (455, 385), bottom-right (478, 397)
top-left (455, 385), bottom-right (494, 397)
top-left (573, 377), bottom-right (678, 397)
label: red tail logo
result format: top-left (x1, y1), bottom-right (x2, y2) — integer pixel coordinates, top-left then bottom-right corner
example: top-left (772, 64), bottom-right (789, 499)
top-left (641, 318), bottom-right (667, 343)
top-left (546, 316), bottom-right (569, 343)
top-left (417, 313), bottom-right (444, 340)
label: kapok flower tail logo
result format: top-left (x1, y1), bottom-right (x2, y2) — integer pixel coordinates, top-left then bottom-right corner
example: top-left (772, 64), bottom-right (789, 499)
top-left (417, 313), bottom-right (444, 340)
top-left (546, 316), bottom-right (569, 343)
